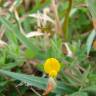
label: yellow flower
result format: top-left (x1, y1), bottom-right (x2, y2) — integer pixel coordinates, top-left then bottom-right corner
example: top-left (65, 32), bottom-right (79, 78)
top-left (44, 58), bottom-right (61, 78)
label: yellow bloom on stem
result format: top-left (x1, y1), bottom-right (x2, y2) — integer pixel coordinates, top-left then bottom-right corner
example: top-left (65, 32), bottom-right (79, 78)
top-left (44, 58), bottom-right (61, 78)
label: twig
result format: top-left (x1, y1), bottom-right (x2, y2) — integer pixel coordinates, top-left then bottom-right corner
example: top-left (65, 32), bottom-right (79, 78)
top-left (30, 87), bottom-right (42, 96)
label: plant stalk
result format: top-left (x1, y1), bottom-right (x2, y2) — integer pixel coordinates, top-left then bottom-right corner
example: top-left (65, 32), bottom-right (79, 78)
top-left (63, 0), bottom-right (72, 41)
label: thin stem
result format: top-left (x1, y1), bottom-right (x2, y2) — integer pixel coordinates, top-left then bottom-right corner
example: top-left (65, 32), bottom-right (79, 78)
top-left (63, 0), bottom-right (73, 41)
top-left (30, 87), bottom-right (42, 96)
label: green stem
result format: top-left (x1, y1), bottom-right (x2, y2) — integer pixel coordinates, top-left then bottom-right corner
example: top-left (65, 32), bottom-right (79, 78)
top-left (63, 0), bottom-right (72, 41)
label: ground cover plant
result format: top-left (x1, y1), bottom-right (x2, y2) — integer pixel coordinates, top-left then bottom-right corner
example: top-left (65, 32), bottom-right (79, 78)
top-left (0, 0), bottom-right (96, 96)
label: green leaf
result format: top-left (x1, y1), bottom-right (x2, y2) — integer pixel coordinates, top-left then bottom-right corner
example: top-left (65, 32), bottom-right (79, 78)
top-left (31, 0), bottom-right (51, 13)
top-left (0, 17), bottom-right (36, 57)
top-left (5, 30), bottom-right (18, 45)
top-left (86, 0), bottom-right (96, 18)
top-left (86, 30), bottom-right (96, 55)
top-left (0, 69), bottom-right (75, 94)
top-left (69, 92), bottom-right (88, 96)
top-left (13, 0), bottom-right (22, 7)
top-left (83, 86), bottom-right (96, 93)
top-left (1, 63), bottom-right (18, 70)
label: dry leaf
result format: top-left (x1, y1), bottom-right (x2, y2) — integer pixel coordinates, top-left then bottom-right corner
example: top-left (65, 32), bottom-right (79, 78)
top-left (26, 31), bottom-right (44, 38)
top-left (93, 39), bottom-right (96, 49)
top-left (62, 43), bottom-right (73, 57)
top-left (93, 20), bottom-right (96, 29)
top-left (29, 13), bottom-right (54, 24)
top-left (0, 40), bottom-right (7, 48)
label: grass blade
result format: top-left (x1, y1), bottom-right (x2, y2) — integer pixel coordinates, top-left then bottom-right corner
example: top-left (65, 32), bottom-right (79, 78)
top-left (0, 69), bottom-right (74, 94)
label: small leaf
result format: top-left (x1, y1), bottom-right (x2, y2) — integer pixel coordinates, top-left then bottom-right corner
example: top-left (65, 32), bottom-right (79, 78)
top-left (86, 30), bottom-right (96, 55)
